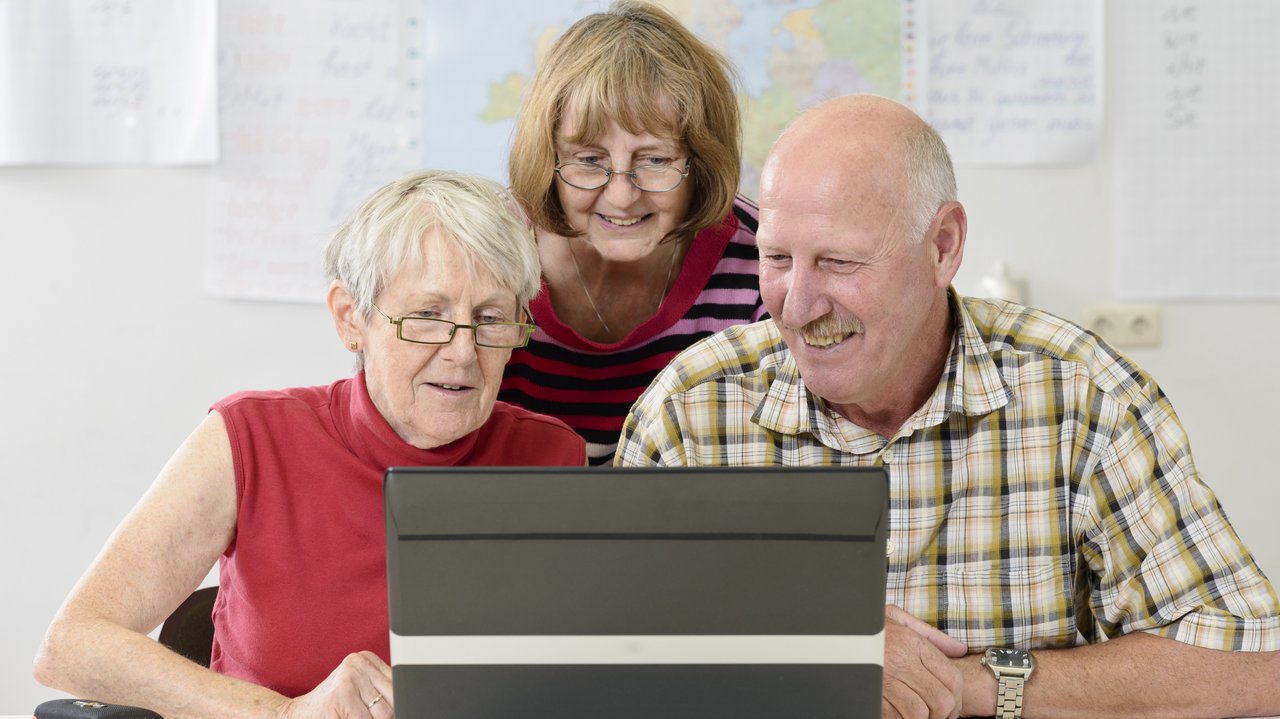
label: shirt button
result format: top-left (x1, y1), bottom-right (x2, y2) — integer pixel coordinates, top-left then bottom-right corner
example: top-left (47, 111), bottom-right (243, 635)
top-left (882, 448), bottom-right (895, 464)
top-left (885, 539), bottom-right (895, 556)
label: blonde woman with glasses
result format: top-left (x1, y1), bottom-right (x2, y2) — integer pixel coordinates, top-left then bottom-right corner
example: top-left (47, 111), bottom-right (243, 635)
top-left (501, 0), bottom-right (765, 465)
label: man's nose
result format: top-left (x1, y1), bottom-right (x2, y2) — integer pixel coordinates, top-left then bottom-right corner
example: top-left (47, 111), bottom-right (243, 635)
top-left (779, 266), bottom-right (832, 329)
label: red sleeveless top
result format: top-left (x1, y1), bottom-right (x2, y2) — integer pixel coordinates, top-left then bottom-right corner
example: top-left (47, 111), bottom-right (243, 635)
top-left (209, 373), bottom-right (584, 696)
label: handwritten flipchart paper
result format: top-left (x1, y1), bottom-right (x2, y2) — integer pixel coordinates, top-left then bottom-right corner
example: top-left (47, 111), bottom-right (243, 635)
top-left (0, 0), bottom-right (217, 165)
top-left (1111, 0), bottom-right (1280, 300)
top-left (908, 0), bottom-right (1103, 166)
top-left (205, 0), bottom-right (427, 302)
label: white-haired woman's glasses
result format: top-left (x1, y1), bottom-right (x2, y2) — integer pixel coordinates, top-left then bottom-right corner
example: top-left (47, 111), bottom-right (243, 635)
top-left (372, 305), bottom-right (536, 349)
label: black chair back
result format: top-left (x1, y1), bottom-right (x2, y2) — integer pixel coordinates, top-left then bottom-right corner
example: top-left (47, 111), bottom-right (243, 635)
top-left (157, 585), bottom-right (218, 667)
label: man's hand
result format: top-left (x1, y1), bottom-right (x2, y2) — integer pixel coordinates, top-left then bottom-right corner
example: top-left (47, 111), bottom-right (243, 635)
top-left (272, 651), bottom-right (394, 718)
top-left (882, 604), bottom-right (969, 719)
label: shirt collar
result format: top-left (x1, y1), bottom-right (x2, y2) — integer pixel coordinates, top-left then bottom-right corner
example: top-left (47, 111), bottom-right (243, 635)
top-left (751, 326), bottom-right (886, 455)
top-left (909, 289), bottom-right (1015, 429)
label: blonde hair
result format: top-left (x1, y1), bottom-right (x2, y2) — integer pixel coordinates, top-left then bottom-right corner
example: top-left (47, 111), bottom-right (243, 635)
top-left (508, 0), bottom-right (741, 242)
top-left (324, 170), bottom-right (541, 320)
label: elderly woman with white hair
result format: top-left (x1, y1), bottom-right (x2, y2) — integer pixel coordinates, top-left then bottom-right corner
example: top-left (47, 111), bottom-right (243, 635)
top-left (34, 170), bottom-right (586, 718)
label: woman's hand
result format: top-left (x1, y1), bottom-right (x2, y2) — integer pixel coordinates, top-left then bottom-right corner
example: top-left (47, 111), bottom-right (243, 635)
top-left (272, 652), bottom-right (394, 718)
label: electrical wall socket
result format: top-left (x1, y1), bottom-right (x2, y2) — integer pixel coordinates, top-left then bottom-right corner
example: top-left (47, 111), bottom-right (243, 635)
top-left (1080, 304), bottom-right (1163, 348)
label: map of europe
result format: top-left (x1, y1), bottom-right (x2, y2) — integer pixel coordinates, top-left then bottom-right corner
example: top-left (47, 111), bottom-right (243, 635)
top-left (418, 0), bottom-right (901, 197)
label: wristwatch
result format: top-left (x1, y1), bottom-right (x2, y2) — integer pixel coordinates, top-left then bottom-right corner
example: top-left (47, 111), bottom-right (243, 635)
top-left (981, 647), bottom-right (1035, 719)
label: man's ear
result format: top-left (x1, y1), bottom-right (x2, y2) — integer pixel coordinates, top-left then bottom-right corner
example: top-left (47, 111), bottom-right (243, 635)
top-left (326, 280), bottom-right (365, 350)
top-left (928, 201), bottom-right (967, 288)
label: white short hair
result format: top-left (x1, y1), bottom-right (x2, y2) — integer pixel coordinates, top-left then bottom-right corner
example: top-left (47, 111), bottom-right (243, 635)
top-left (324, 170), bottom-right (541, 319)
top-left (902, 122), bottom-right (958, 243)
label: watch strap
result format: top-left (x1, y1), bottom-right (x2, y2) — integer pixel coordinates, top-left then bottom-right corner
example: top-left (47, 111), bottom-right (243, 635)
top-left (994, 674), bottom-right (1026, 719)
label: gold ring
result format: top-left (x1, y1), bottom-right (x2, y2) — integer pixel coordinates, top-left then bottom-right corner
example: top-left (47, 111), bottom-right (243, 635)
top-left (366, 694), bottom-right (384, 709)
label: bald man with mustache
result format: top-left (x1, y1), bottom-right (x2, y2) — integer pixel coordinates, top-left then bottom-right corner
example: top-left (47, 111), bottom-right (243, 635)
top-left (616, 94), bottom-right (1280, 719)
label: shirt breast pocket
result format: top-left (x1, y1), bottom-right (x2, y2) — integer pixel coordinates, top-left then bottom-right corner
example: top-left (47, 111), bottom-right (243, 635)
top-left (919, 558), bottom-right (1076, 649)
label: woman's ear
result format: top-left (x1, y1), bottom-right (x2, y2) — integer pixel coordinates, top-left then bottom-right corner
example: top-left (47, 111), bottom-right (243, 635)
top-left (327, 280), bottom-right (365, 351)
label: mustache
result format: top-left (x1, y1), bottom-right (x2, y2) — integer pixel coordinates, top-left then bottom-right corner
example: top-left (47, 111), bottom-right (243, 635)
top-left (801, 314), bottom-right (864, 336)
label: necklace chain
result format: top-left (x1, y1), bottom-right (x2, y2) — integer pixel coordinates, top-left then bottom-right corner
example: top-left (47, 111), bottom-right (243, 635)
top-left (567, 238), bottom-right (679, 340)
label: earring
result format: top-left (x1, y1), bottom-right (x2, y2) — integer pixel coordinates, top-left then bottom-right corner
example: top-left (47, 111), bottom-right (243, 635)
top-left (348, 341), bottom-right (359, 351)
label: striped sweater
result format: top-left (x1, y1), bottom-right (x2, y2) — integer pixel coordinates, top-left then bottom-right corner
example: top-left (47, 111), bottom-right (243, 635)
top-left (499, 195), bottom-right (764, 465)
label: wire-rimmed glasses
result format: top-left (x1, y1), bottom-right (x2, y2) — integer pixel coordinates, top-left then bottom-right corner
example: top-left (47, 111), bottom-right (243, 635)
top-left (555, 159), bottom-right (691, 193)
top-left (372, 305), bottom-right (535, 349)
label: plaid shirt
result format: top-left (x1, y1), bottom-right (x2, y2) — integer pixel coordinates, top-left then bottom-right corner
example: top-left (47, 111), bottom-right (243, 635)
top-left (616, 292), bottom-right (1280, 652)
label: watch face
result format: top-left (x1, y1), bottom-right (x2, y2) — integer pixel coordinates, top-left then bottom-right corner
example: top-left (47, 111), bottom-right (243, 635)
top-left (987, 647), bottom-right (1033, 669)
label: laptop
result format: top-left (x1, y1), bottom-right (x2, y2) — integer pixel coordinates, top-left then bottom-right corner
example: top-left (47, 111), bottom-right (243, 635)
top-left (384, 466), bottom-right (888, 719)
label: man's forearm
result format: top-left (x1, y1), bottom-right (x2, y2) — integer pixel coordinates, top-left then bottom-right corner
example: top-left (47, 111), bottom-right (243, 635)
top-left (958, 632), bottom-right (1280, 719)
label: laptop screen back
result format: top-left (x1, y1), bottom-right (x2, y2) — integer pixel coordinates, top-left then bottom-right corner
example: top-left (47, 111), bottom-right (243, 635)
top-left (385, 465), bottom-right (888, 719)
